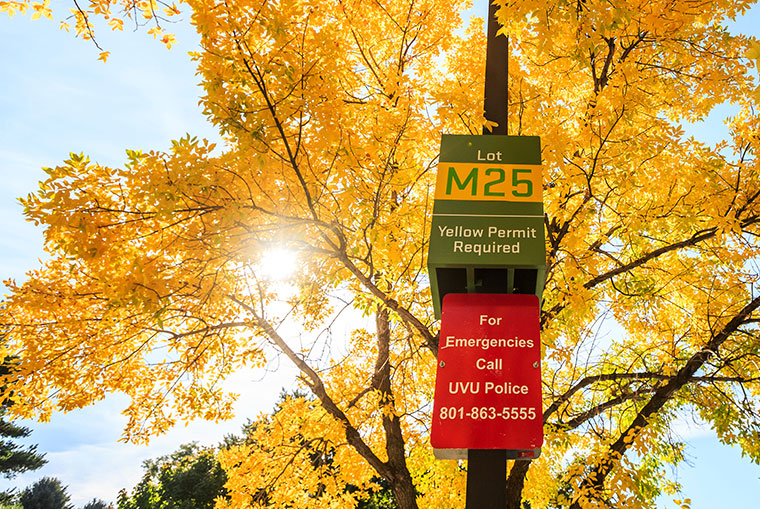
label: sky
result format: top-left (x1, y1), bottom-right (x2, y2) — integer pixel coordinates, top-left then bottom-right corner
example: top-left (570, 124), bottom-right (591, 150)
top-left (0, 8), bottom-right (302, 506)
top-left (1, 1), bottom-right (760, 508)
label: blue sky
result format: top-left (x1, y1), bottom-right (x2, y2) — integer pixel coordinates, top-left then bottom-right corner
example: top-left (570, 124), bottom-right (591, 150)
top-left (1, 11), bottom-right (301, 505)
top-left (1, 2), bottom-right (760, 507)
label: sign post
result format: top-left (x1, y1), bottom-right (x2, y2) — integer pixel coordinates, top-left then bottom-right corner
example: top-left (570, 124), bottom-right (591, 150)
top-left (427, 2), bottom-right (545, 508)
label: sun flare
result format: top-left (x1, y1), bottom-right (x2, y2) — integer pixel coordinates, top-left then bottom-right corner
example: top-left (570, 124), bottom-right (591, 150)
top-left (258, 248), bottom-right (299, 281)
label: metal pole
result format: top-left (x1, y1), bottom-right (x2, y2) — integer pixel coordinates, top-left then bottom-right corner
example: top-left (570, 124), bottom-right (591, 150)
top-left (466, 449), bottom-right (507, 508)
top-left (482, 0), bottom-right (508, 136)
top-left (466, 1), bottom-right (509, 507)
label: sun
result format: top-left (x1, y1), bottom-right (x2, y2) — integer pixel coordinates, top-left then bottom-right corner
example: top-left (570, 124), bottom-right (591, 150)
top-left (258, 247), bottom-right (299, 281)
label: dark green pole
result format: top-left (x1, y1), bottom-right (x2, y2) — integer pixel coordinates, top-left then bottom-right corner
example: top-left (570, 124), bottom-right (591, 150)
top-left (482, 0), bottom-right (508, 136)
top-left (466, 1), bottom-right (509, 508)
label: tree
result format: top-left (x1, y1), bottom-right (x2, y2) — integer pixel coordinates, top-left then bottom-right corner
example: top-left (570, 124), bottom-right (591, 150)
top-left (220, 393), bottom-right (400, 508)
top-left (116, 393), bottom-right (396, 509)
top-left (2, 0), bottom-right (760, 508)
top-left (0, 415), bottom-right (47, 504)
top-left (19, 478), bottom-right (72, 509)
top-left (81, 500), bottom-right (109, 509)
top-left (0, 358), bottom-right (46, 504)
top-left (117, 443), bottom-right (226, 509)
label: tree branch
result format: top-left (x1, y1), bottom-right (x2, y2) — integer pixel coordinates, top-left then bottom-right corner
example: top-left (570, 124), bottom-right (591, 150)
top-left (543, 215), bottom-right (760, 326)
top-left (569, 293), bottom-right (760, 507)
top-left (543, 371), bottom-right (760, 423)
top-left (225, 294), bottom-right (392, 480)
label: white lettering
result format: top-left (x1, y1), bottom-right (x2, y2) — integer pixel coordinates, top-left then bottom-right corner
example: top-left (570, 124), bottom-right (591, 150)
top-left (475, 358), bottom-right (502, 370)
top-left (448, 381), bottom-right (480, 394)
top-left (476, 150), bottom-right (503, 161)
top-left (479, 314), bottom-right (502, 326)
top-left (440, 336), bottom-right (535, 350)
top-left (448, 241), bottom-right (521, 256)
top-left (484, 382), bottom-right (529, 394)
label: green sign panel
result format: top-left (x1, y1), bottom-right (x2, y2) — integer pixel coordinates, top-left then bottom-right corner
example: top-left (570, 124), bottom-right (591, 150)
top-left (428, 135), bottom-right (545, 317)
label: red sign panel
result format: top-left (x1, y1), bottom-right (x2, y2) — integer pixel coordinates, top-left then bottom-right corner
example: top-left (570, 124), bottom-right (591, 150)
top-left (431, 293), bottom-right (543, 452)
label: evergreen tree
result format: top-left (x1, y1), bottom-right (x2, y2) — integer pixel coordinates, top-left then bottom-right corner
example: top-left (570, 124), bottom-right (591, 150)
top-left (19, 478), bottom-right (72, 509)
top-left (0, 414), bottom-right (47, 504)
top-left (81, 499), bottom-right (109, 509)
top-left (0, 357), bottom-right (46, 504)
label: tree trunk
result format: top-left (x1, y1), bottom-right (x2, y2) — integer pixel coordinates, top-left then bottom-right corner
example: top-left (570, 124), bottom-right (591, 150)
top-left (376, 307), bottom-right (419, 509)
top-left (506, 460), bottom-right (530, 509)
top-left (389, 473), bottom-right (419, 509)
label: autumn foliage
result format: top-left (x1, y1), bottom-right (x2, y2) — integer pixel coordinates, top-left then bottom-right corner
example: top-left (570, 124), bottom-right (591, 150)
top-left (3, 0), bottom-right (760, 508)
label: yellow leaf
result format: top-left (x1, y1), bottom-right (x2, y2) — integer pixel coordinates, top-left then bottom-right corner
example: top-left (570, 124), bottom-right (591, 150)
top-left (161, 33), bottom-right (176, 49)
top-left (108, 17), bottom-right (123, 31)
top-left (746, 40), bottom-right (760, 73)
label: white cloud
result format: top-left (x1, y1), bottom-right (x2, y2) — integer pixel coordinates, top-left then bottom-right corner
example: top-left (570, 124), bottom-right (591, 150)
top-left (0, 362), bottom-right (300, 507)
